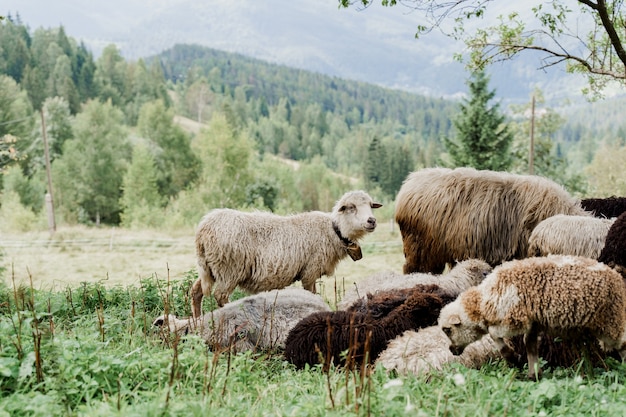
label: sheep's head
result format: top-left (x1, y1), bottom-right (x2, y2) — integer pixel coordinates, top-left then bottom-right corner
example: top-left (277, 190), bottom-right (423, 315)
top-left (152, 314), bottom-right (193, 337)
top-left (332, 190), bottom-right (382, 243)
top-left (438, 299), bottom-right (487, 356)
top-left (450, 259), bottom-right (493, 286)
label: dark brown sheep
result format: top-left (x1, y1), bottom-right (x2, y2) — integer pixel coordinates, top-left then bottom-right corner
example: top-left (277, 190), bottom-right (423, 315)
top-left (598, 210), bottom-right (626, 279)
top-left (581, 196), bottom-right (626, 219)
top-left (283, 285), bottom-right (455, 371)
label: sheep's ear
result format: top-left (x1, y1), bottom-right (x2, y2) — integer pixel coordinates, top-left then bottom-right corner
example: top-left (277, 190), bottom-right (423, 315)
top-left (449, 314), bottom-right (461, 325)
top-left (371, 202), bottom-right (382, 209)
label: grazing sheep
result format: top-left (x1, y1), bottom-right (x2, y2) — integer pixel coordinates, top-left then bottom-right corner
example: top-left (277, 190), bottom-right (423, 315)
top-left (336, 258), bottom-right (492, 311)
top-left (283, 285), bottom-right (455, 370)
top-left (376, 326), bottom-right (501, 377)
top-left (153, 287), bottom-right (331, 352)
top-left (438, 255), bottom-right (626, 380)
top-left (527, 214), bottom-right (615, 259)
top-left (598, 211), bottom-right (626, 279)
top-left (581, 196), bottom-right (626, 218)
top-left (395, 167), bottom-right (588, 274)
top-left (191, 190), bottom-right (382, 316)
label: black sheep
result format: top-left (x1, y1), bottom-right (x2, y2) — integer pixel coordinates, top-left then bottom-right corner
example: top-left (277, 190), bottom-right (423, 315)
top-left (581, 196), bottom-right (626, 219)
top-left (283, 285), bottom-right (455, 371)
top-left (599, 210), bottom-right (626, 279)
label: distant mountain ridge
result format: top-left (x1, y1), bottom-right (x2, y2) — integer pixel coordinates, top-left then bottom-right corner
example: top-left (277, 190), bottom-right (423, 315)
top-left (1, 0), bottom-right (595, 104)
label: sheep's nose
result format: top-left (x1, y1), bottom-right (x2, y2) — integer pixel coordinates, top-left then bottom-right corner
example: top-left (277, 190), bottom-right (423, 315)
top-left (367, 217), bottom-right (377, 227)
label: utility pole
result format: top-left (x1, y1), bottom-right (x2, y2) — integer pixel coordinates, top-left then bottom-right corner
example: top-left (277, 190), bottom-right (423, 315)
top-left (40, 109), bottom-right (56, 233)
top-left (529, 94), bottom-right (535, 175)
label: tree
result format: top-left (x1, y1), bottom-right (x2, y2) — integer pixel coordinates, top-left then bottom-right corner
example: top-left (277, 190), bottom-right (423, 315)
top-left (508, 91), bottom-right (588, 194)
top-left (52, 100), bottom-right (130, 225)
top-left (185, 77), bottom-right (213, 123)
top-left (18, 97), bottom-right (73, 179)
top-left (120, 142), bottom-right (164, 229)
top-left (340, 1), bottom-right (626, 97)
top-left (0, 16), bottom-right (31, 83)
top-left (137, 100), bottom-right (200, 199)
top-left (94, 44), bottom-right (127, 107)
top-left (585, 144), bottom-right (626, 196)
top-left (192, 111), bottom-right (255, 208)
top-left (443, 71), bottom-right (513, 171)
top-left (0, 75), bottom-right (34, 175)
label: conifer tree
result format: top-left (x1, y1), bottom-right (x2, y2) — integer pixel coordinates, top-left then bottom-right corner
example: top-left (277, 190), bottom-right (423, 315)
top-left (443, 71), bottom-right (513, 171)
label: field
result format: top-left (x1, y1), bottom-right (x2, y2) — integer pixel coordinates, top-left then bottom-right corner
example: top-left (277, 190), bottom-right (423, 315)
top-left (0, 223), bottom-right (405, 303)
top-left (1, 226), bottom-right (626, 416)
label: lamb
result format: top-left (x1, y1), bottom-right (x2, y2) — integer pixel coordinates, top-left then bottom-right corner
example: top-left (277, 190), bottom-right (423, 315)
top-left (191, 190), bottom-right (382, 316)
top-left (153, 287), bottom-right (331, 352)
top-left (598, 210), bottom-right (626, 279)
top-left (376, 326), bottom-right (501, 377)
top-left (395, 167), bottom-right (588, 274)
top-left (438, 255), bottom-right (626, 380)
top-left (581, 196), bottom-right (626, 219)
top-left (336, 258), bottom-right (492, 311)
top-left (283, 284), bottom-right (457, 370)
top-left (527, 214), bottom-right (615, 259)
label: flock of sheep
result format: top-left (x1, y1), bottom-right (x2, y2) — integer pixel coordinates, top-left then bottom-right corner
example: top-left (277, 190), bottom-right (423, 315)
top-left (153, 167), bottom-right (626, 381)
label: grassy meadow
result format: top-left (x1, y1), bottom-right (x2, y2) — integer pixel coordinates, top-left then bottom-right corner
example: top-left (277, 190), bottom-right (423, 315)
top-left (1, 225), bottom-right (626, 416)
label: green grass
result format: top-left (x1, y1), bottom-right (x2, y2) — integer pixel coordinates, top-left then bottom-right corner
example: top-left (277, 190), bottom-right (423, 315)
top-left (2, 275), bottom-right (626, 417)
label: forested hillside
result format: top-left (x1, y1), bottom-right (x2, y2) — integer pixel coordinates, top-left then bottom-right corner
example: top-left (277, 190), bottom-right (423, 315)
top-left (1, 16), bottom-right (626, 233)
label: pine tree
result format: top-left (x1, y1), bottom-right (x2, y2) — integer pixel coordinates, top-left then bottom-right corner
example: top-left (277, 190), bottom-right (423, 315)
top-left (443, 71), bottom-right (513, 171)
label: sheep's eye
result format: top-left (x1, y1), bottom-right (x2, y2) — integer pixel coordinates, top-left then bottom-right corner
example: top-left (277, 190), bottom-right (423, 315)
top-left (442, 327), bottom-right (452, 337)
top-left (237, 331), bottom-right (247, 340)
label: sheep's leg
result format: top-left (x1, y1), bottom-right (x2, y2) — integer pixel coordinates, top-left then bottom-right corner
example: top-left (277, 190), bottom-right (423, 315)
top-left (302, 275), bottom-right (318, 294)
top-left (491, 336), bottom-right (524, 368)
top-left (212, 279), bottom-right (239, 308)
top-left (524, 323), bottom-right (541, 381)
top-left (191, 264), bottom-right (215, 318)
top-left (190, 278), bottom-right (204, 318)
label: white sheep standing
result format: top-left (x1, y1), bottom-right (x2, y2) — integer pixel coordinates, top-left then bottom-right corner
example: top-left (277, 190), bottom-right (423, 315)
top-left (153, 287), bottom-right (332, 352)
top-left (336, 259), bottom-right (492, 311)
top-left (438, 255), bottom-right (626, 380)
top-left (376, 326), bottom-right (501, 377)
top-left (527, 214), bottom-right (615, 258)
top-left (191, 190), bottom-right (382, 316)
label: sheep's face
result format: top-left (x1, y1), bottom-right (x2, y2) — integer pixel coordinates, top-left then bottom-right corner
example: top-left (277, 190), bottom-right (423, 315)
top-left (152, 314), bottom-right (193, 337)
top-left (452, 259), bottom-right (493, 286)
top-left (438, 302), bottom-right (487, 355)
top-left (333, 191), bottom-right (382, 241)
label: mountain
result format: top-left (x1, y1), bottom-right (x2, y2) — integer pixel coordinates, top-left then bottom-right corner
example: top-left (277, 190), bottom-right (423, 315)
top-left (1, 0), bottom-right (596, 104)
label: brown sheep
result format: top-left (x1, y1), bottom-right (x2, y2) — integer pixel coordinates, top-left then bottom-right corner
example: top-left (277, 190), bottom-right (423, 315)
top-left (438, 255), bottom-right (626, 380)
top-left (395, 167), bottom-right (588, 274)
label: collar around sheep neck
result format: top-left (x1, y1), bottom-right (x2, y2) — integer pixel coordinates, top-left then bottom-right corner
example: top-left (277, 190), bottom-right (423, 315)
top-left (332, 221), bottom-right (354, 247)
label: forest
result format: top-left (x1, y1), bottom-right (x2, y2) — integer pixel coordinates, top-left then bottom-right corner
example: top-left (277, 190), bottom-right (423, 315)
top-left (1, 15), bottom-right (626, 233)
